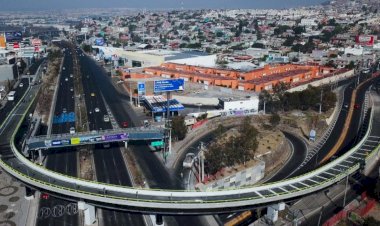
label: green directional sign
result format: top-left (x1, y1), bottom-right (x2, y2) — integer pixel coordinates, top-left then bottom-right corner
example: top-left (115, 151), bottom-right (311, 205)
top-left (151, 141), bottom-right (164, 147)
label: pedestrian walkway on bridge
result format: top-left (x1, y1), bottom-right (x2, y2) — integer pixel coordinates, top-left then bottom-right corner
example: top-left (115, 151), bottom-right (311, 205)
top-left (26, 127), bottom-right (165, 150)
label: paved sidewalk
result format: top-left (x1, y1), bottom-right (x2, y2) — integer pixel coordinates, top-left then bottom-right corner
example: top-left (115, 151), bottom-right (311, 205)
top-left (0, 168), bottom-right (33, 226)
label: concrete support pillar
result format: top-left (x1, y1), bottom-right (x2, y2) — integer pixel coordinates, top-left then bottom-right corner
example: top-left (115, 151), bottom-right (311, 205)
top-left (155, 214), bottom-right (163, 225)
top-left (38, 149), bottom-right (43, 165)
top-left (24, 186), bottom-right (35, 200)
top-left (265, 202), bottom-right (285, 223)
top-left (78, 201), bottom-right (96, 225)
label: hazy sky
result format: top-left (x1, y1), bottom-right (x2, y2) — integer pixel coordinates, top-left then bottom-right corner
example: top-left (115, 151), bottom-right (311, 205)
top-left (1, 0), bottom-right (326, 11)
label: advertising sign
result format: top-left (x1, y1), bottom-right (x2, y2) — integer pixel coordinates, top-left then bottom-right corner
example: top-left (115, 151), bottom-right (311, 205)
top-left (62, 139), bottom-right (71, 145)
top-left (51, 140), bottom-right (62, 146)
top-left (0, 36), bottom-right (5, 48)
top-left (95, 38), bottom-right (104, 46)
top-left (71, 137), bottom-right (80, 145)
top-left (102, 133), bottom-right (128, 141)
top-left (154, 79), bottom-right (185, 93)
top-left (80, 136), bottom-right (97, 143)
top-left (138, 82), bottom-right (145, 94)
top-left (5, 31), bottom-right (22, 42)
top-left (356, 35), bottom-right (375, 46)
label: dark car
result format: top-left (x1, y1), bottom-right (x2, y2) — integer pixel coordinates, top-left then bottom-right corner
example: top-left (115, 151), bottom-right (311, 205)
top-left (354, 104), bottom-right (360, 109)
top-left (122, 122), bottom-right (128, 128)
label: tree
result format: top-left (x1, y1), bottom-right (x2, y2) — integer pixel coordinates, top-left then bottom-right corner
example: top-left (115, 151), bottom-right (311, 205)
top-left (215, 31), bottom-right (224, 37)
top-left (171, 116), bottom-right (187, 140)
top-left (363, 217), bottom-right (380, 226)
top-left (236, 117), bottom-right (258, 165)
top-left (283, 36), bottom-right (295, 47)
top-left (205, 143), bottom-right (225, 175)
top-left (269, 113), bottom-right (281, 128)
top-left (293, 26), bottom-right (305, 35)
top-left (252, 43), bottom-right (265, 49)
top-left (346, 61), bottom-right (355, 69)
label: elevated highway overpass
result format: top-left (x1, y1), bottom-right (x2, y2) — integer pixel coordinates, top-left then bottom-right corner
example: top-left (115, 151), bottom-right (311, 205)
top-left (26, 127), bottom-right (164, 150)
top-left (1, 77), bottom-right (380, 215)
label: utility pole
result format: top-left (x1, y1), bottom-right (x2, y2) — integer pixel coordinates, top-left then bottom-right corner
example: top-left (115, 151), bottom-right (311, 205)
top-left (319, 89), bottom-right (323, 114)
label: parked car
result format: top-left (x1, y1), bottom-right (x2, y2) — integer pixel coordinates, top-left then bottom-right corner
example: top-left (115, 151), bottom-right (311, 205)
top-left (19, 83), bottom-right (24, 87)
top-left (62, 108), bottom-right (67, 113)
top-left (122, 121), bottom-right (128, 128)
top-left (354, 104), bottom-right (360, 109)
top-left (103, 115), bottom-right (110, 122)
top-left (69, 127), bottom-right (75, 134)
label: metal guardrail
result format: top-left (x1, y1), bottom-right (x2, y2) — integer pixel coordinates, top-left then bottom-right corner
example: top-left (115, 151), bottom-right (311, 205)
top-left (297, 86), bottom-right (345, 169)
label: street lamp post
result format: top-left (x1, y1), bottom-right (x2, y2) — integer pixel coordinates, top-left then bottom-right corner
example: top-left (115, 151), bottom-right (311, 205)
top-left (319, 89), bottom-right (323, 114)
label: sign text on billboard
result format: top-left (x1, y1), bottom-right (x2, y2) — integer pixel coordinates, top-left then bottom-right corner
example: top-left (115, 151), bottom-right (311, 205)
top-left (154, 79), bottom-right (184, 93)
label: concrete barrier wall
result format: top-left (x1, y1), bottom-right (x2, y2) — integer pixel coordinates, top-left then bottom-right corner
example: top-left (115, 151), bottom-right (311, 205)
top-left (288, 70), bottom-right (355, 93)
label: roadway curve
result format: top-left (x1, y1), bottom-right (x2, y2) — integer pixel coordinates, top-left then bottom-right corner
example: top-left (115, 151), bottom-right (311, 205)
top-left (0, 63), bottom-right (379, 215)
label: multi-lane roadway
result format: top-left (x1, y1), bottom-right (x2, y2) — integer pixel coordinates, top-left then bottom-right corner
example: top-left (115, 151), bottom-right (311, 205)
top-left (78, 46), bottom-right (146, 226)
top-left (37, 43), bottom-right (79, 226)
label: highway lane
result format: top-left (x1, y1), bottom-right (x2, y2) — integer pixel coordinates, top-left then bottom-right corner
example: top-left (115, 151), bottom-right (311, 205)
top-left (292, 80), bottom-right (357, 176)
top-left (36, 43), bottom-right (79, 226)
top-left (300, 88), bottom-right (380, 226)
top-left (79, 54), bottom-right (207, 226)
top-left (0, 78), bottom-right (30, 125)
top-left (266, 132), bottom-right (307, 182)
top-left (78, 48), bottom-right (145, 226)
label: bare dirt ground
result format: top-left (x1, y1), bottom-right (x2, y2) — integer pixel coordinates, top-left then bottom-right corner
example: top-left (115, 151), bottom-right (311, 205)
top-left (199, 108), bottom-right (331, 183)
top-left (34, 56), bottom-right (61, 124)
top-left (122, 149), bottom-right (145, 187)
top-left (78, 147), bottom-right (95, 180)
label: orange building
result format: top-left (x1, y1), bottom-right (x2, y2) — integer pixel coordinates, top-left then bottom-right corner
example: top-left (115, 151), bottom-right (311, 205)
top-left (121, 63), bottom-right (334, 92)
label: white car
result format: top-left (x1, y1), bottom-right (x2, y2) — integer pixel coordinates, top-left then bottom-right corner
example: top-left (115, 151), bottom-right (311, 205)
top-left (70, 74), bottom-right (73, 78)
top-left (62, 67), bottom-right (65, 70)
top-left (69, 127), bottom-right (75, 134)
top-left (95, 107), bottom-right (100, 113)
top-left (103, 115), bottom-right (110, 122)
top-left (19, 83), bottom-right (24, 87)
top-left (65, 78), bottom-right (68, 82)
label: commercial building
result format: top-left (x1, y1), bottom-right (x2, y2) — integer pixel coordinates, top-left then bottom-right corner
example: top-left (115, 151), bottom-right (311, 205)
top-left (125, 63), bottom-right (333, 92)
top-left (218, 96), bottom-right (259, 112)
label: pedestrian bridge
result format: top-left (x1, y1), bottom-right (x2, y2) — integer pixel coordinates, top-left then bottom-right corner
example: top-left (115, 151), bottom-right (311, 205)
top-left (1, 82), bottom-right (380, 214)
top-left (26, 128), bottom-right (164, 150)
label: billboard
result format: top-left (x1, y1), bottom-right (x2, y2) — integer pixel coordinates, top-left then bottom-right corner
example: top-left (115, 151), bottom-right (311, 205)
top-left (102, 133), bottom-right (128, 141)
top-left (95, 38), bottom-right (104, 46)
top-left (5, 31), bottom-right (23, 42)
top-left (356, 35), bottom-right (375, 46)
top-left (138, 82), bottom-right (145, 94)
top-left (0, 36), bottom-right (5, 48)
top-left (154, 79), bottom-right (185, 93)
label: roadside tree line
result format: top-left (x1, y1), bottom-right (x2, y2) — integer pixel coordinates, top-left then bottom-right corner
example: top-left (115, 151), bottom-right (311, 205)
top-left (259, 82), bottom-right (337, 113)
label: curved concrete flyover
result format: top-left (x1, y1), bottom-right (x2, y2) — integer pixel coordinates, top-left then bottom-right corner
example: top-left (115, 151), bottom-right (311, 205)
top-left (0, 83), bottom-right (379, 215)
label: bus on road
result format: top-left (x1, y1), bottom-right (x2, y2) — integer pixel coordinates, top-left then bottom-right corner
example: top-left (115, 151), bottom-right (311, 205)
top-left (7, 91), bottom-right (16, 101)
